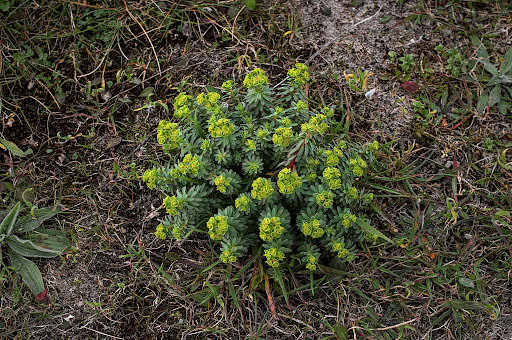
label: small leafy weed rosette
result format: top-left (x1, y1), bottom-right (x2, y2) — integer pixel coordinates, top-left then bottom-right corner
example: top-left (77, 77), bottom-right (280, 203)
top-left (143, 64), bottom-right (386, 270)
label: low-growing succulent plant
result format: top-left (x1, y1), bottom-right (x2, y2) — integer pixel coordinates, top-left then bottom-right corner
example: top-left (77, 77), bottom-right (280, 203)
top-left (0, 202), bottom-right (69, 300)
top-left (143, 64), bottom-right (389, 270)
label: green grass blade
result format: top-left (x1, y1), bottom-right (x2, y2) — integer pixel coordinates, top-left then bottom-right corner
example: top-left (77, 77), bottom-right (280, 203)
top-left (356, 217), bottom-right (393, 244)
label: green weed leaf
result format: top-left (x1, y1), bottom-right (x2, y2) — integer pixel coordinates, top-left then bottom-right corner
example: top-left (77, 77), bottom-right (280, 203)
top-left (8, 249), bottom-right (45, 296)
top-left (6, 235), bottom-right (63, 258)
top-left (458, 277), bottom-right (475, 288)
top-left (488, 85), bottom-right (501, 108)
top-left (24, 229), bottom-right (70, 253)
top-left (0, 138), bottom-right (32, 157)
top-left (21, 188), bottom-right (34, 209)
top-left (334, 323), bottom-right (349, 340)
top-left (244, 0), bottom-right (256, 10)
top-left (0, 202), bottom-right (21, 236)
top-left (476, 94), bottom-right (489, 114)
top-left (501, 47), bottom-right (512, 74)
top-left (14, 208), bottom-right (57, 233)
top-left (471, 36), bottom-right (488, 59)
top-left (484, 62), bottom-right (499, 76)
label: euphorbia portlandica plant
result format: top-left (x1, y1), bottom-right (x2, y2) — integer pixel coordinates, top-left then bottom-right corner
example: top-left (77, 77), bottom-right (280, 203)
top-left (144, 64), bottom-right (389, 270)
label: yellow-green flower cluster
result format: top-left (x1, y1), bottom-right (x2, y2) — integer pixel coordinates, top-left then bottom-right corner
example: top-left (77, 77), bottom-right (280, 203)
top-left (275, 107), bottom-right (285, 115)
top-left (169, 168), bottom-right (181, 179)
top-left (306, 158), bottom-right (320, 168)
top-left (220, 248), bottom-right (237, 263)
top-left (157, 120), bottom-right (182, 148)
top-left (264, 247), bottom-right (285, 267)
top-left (201, 139), bottom-right (212, 151)
top-left (363, 193), bottom-right (374, 204)
top-left (155, 224), bottom-right (166, 239)
top-left (316, 190), bottom-right (334, 208)
top-left (305, 254), bottom-right (318, 270)
top-left (287, 63), bottom-right (310, 85)
top-left (196, 92), bottom-right (221, 111)
top-left (323, 167), bottom-right (342, 190)
top-left (243, 68), bottom-right (269, 88)
top-left (277, 168), bottom-right (302, 194)
top-left (163, 196), bottom-right (184, 216)
top-left (349, 156), bottom-right (367, 177)
top-left (172, 223), bottom-right (187, 239)
top-left (295, 100), bottom-right (308, 111)
top-left (259, 217), bottom-right (283, 241)
top-left (143, 169), bottom-right (157, 189)
top-left (302, 219), bottom-right (324, 238)
top-left (324, 147), bottom-right (343, 166)
top-left (280, 117), bottom-right (292, 127)
top-left (346, 186), bottom-right (358, 200)
top-left (322, 106), bottom-right (334, 117)
top-left (245, 139), bottom-right (257, 151)
top-left (342, 213), bottom-right (357, 228)
top-left (368, 141), bottom-right (380, 152)
top-left (331, 241), bottom-right (350, 258)
top-left (178, 154), bottom-right (201, 175)
top-left (272, 127), bottom-right (293, 147)
top-left (209, 117), bottom-right (234, 137)
top-left (364, 229), bottom-right (379, 243)
top-left (256, 127), bottom-right (270, 139)
top-left (207, 215), bottom-right (229, 240)
top-left (301, 113), bottom-right (329, 134)
top-left (235, 195), bottom-right (251, 212)
top-left (305, 172), bottom-right (317, 182)
top-left (251, 177), bottom-right (274, 200)
top-left (221, 80), bottom-right (234, 90)
top-left (173, 92), bottom-right (191, 118)
top-left (214, 175), bottom-right (231, 194)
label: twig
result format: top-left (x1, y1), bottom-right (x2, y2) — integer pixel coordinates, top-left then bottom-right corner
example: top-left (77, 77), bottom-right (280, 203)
top-left (80, 326), bottom-right (123, 339)
top-left (348, 318), bottom-right (417, 332)
top-left (351, 6), bottom-right (382, 29)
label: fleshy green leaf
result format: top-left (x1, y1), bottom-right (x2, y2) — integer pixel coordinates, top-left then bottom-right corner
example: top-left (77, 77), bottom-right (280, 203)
top-left (8, 249), bottom-right (45, 296)
top-left (355, 217), bottom-right (393, 244)
top-left (0, 202), bottom-right (21, 236)
top-left (6, 235), bottom-right (63, 258)
top-left (14, 208), bottom-right (58, 233)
